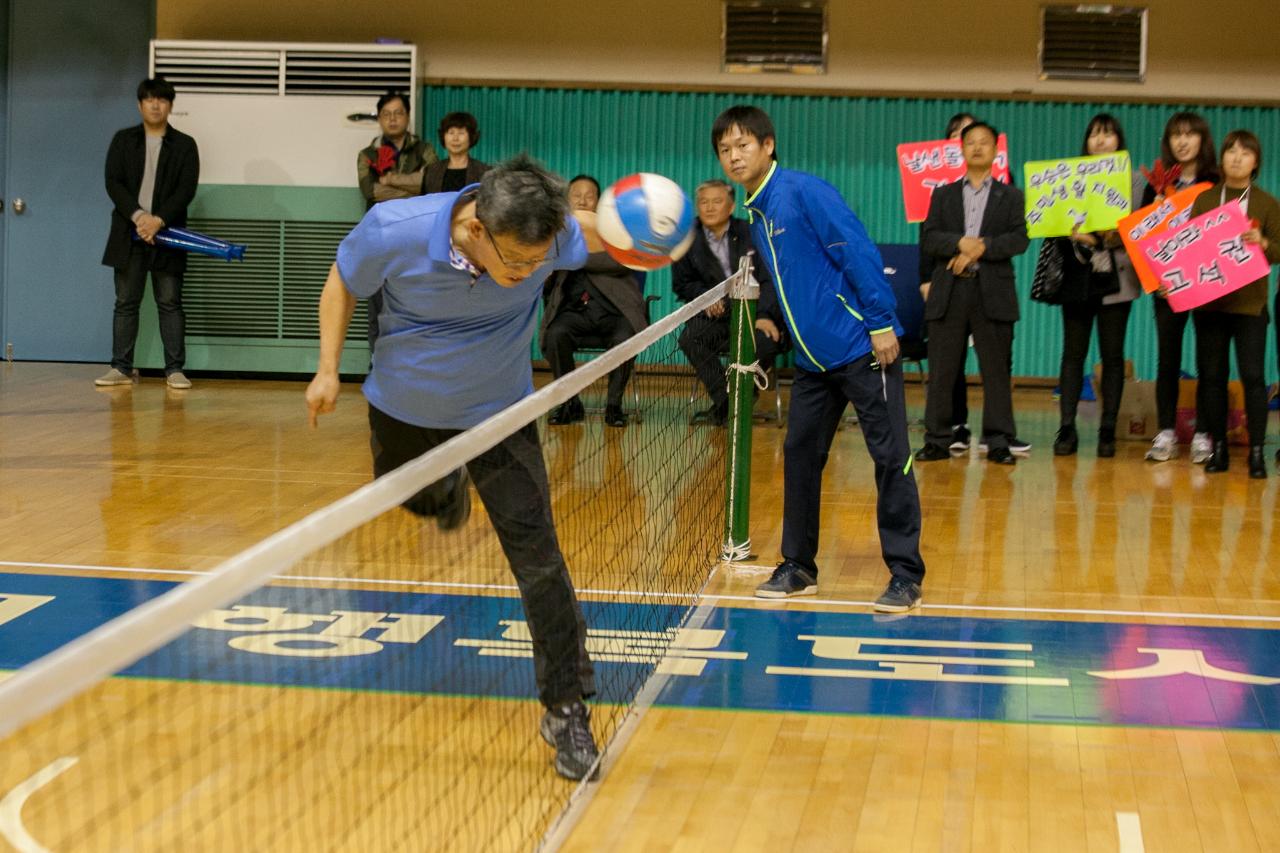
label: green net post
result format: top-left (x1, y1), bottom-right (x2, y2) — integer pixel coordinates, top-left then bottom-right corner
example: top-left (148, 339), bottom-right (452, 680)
top-left (721, 257), bottom-right (759, 563)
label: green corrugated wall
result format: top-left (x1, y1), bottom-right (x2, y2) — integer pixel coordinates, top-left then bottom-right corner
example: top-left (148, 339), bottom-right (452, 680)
top-left (424, 84), bottom-right (1280, 382)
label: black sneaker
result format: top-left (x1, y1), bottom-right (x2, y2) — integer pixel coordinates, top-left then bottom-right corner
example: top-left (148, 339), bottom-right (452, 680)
top-left (949, 424), bottom-right (971, 451)
top-left (548, 398), bottom-right (585, 426)
top-left (754, 561), bottom-right (817, 599)
top-left (540, 701), bottom-right (600, 781)
top-left (436, 467), bottom-right (471, 531)
top-left (604, 404), bottom-right (628, 428)
top-left (978, 436), bottom-right (1032, 456)
top-left (873, 577), bottom-right (922, 613)
top-left (914, 443), bottom-right (952, 462)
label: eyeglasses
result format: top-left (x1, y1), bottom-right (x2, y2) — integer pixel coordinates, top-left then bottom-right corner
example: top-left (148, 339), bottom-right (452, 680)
top-left (484, 227), bottom-right (555, 273)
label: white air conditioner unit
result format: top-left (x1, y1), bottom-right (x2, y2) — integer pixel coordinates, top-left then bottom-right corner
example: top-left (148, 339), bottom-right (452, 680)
top-left (150, 40), bottom-right (419, 188)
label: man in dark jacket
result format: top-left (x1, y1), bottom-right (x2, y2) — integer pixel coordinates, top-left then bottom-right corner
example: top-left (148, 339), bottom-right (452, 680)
top-left (915, 122), bottom-right (1030, 465)
top-left (98, 77), bottom-right (200, 389)
top-left (713, 105), bottom-right (926, 614)
top-left (541, 175), bottom-right (648, 428)
top-left (673, 179), bottom-right (789, 425)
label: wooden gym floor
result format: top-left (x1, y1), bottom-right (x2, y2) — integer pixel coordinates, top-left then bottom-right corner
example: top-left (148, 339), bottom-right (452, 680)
top-left (1, 361), bottom-right (1278, 852)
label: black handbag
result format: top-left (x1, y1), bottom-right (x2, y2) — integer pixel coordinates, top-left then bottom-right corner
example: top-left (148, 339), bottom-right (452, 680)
top-left (1030, 239), bottom-right (1066, 304)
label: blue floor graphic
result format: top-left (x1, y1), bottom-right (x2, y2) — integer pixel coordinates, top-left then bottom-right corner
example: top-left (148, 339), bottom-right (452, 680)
top-left (2, 572), bottom-right (1279, 731)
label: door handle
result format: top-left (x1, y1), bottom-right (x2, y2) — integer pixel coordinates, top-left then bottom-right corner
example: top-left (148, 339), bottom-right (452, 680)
top-left (12, 198), bottom-right (26, 215)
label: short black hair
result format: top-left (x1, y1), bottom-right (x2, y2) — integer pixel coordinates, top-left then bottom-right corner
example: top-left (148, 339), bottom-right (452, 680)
top-left (1081, 113), bottom-right (1126, 157)
top-left (568, 175), bottom-right (600, 195)
top-left (438, 112), bottom-right (480, 149)
top-left (376, 92), bottom-right (410, 115)
top-left (711, 105), bottom-right (778, 161)
top-left (137, 77), bottom-right (175, 103)
top-left (944, 112), bottom-right (976, 139)
top-left (1222, 129), bottom-right (1263, 178)
top-left (960, 121), bottom-right (999, 144)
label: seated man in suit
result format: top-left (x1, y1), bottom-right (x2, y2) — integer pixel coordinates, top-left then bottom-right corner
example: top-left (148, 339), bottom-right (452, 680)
top-left (673, 179), bottom-right (789, 425)
top-left (542, 175), bottom-right (648, 428)
top-left (915, 122), bottom-right (1029, 465)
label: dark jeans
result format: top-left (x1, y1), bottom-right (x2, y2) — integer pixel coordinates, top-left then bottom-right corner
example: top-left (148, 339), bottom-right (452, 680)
top-left (678, 313), bottom-right (787, 407)
top-left (367, 405), bottom-right (595, 708)
top-left (111, 245), bottom-right (185, 374)
top-left (1192, 310), bottom-right (1270, 446)
top-left (1153, 297), bottom-right (1196, 432)
top-left (783, 358), bottom-right (925, 585)
top-left (923, 283), bottom-right (1016, 450)
top-left (1059, 299), bottom-right (1133, 431)
top-left (542, 310), bottom-right (635, 407)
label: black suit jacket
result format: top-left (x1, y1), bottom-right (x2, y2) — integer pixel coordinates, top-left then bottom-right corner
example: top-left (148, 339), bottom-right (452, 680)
top-left (920, 179), bottom-right (1029, 323)
top-left (670, 217), bottom-right (781, 325)
top-left (102, 124), bottom-right (200, 272)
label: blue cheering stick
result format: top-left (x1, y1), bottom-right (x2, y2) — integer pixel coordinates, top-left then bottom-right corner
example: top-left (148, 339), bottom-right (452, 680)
top-left (135, 226), bottom-right (247, 261)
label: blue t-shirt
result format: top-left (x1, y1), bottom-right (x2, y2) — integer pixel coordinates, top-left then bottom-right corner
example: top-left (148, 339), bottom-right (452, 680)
top-left (336, 189), bottom-right (588, 429)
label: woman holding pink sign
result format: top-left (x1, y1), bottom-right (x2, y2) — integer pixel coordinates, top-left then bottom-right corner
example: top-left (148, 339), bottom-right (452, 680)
top-left (1052, 113), bottom-right (1142, 458)
top-left (1187, 131), bottom-right (1280, 478)
top-left (1141, 112), bottom-right (1219, 465)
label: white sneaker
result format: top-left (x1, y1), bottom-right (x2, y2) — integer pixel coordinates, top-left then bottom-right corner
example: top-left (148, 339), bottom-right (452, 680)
top-left (1145, 429), bottom-right (1176, 462)
top-left (1190, 432), bottom-right (1212, 464)
top-left (94, 367), bottom-right (133, 387)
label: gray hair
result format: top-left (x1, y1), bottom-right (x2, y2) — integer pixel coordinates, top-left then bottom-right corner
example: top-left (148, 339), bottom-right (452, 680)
top-left (695, 179), bottom-right (735, 200)
top-left (475, 153), bottom-right (569, 246)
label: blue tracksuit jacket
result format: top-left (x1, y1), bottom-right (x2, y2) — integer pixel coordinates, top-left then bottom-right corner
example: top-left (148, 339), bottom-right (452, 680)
top-left (743, 162), bottom-right (901, 372)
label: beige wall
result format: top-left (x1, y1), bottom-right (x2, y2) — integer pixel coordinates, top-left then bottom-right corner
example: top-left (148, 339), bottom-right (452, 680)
top-left (157, 0), bottom-right (1280, 103)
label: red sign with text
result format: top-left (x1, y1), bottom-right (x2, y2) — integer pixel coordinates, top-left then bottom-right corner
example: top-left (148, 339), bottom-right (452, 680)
top-left (897, 135), bottom-right (1011, 223)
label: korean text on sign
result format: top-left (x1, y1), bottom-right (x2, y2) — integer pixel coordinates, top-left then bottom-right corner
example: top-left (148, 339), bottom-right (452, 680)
top-left (1134, 200), bottom-right (1270, 313)
top-left (1022, 151), bottom-right (1133, 238)
top-left (897, 134), bottom-right (1011, 223)
top-left (1117, 182), bottom-right (1213, 293)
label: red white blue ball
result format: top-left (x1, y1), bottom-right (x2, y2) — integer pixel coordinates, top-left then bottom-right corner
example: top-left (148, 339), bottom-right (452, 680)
top-left (596, 173), bottom-right (696, 271)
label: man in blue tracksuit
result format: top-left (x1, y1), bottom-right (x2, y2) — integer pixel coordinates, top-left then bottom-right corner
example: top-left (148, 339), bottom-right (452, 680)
top-left (712, 105), bottom-right (926, 612)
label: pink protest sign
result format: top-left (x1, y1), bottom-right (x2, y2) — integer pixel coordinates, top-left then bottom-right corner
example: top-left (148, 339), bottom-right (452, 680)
top-left (897, 134), bottom-right (1011, 223)
top-left (1135, 200), bottom-right (1270, 313)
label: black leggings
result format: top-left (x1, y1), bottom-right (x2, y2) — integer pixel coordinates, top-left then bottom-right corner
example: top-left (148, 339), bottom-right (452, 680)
top-left (1153, 297), bottom-right (1199, 432)
top-left (1059, 299), bottom-right (1133, 431)
top-left (1192, 310), bottom-right (1270, 446)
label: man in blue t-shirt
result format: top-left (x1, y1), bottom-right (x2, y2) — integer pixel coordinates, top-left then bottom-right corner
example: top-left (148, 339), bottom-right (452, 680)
top-left (712, 105), bottom-right (926, 613)
top-left (305, 154), bottom-right (601, 781)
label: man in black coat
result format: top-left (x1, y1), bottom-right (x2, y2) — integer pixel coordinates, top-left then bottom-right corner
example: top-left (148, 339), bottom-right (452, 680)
top-left (541, 176), bottom-right (649, 428)
top-left (915, 123), bottom-right (1029, 465)
top-left (98, 77), bottom-right (200, 389)
top-left (672, 179), bottom-right (788, 425)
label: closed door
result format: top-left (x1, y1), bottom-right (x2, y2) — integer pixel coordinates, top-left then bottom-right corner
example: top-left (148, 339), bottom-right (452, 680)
top-left (1, 0), bottom-right (150, 362)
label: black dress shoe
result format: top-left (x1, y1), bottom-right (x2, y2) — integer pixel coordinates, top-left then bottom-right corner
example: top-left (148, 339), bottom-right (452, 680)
top-left (1248, 446), bottom-right (1267, 479)
top-left (548, 398), bottom-right (584, 426)
top-left (604, 404), bottom-right (628, 428)
top-left (1205, 440), bottom-right (1230, 473)
top-left (1096, 427), bottom-right (1117, 458)
top-left (695, 400), bottom-right (730, 426)
top-left (987, 446), bottom-right (1016, 465)
top-left (914, 444), bottom-right (951, 462)
top-left (1053, 424), bottom-right (1078, 456)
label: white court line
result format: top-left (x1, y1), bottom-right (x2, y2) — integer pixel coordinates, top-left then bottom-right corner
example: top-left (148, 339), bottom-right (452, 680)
top-left (1116, 811), bottom-right (1145, 853)
top-left (0, 757), bottom-right (78, 853)
top-left (4, 559), bottom-right (1280, 624)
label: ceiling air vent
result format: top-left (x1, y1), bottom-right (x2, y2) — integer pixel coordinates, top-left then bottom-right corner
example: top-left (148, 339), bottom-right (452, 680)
top-left (1040, 5), bottom-right (1147, 82)
top-left (723, 1), bottom-right (827, 74)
